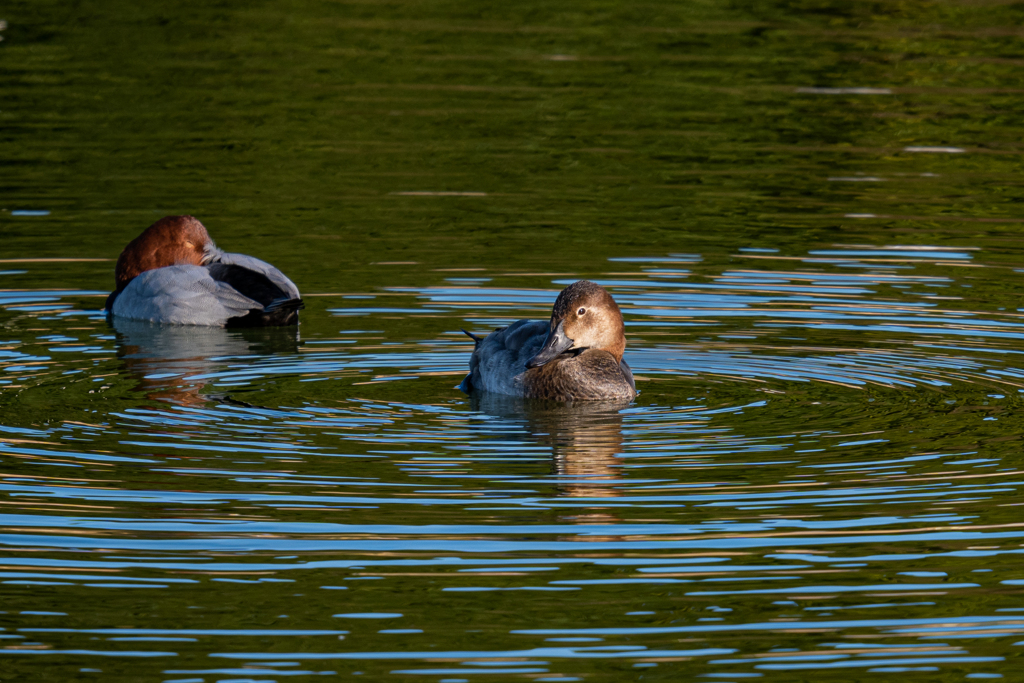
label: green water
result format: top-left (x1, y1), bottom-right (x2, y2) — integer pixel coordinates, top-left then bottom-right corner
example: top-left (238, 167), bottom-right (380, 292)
top-left (4, 0), bottom-right (1024, 681)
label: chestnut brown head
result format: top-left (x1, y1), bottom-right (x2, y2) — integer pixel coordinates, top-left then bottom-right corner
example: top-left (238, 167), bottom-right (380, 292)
top-left (526, 280), bottom-right (627, 368)
top-left (114, 215), bottom-right (213, 291)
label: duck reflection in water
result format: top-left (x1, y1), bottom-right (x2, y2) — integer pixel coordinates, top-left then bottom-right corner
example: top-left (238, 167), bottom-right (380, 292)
top-left (113, 318), bottom-right (299, 406)
top-left (470, 393), bottom-right (629, 510)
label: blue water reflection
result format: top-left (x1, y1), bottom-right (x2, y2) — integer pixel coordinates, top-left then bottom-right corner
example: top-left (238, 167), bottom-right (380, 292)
top-left (1, 244), bottom-right (1023, 680)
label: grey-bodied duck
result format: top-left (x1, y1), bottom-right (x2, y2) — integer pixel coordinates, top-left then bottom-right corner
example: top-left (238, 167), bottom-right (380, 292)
top-left (460, 280), bottom-right (637, 401)
top-left (105, 215), bottom-right (303, 327)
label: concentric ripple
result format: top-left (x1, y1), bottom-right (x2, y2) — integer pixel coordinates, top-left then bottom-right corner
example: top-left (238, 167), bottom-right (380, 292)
top-left (2, 242), bottom-right (1024, 681)
top-left (7, 0), bottom-right (1024, 678)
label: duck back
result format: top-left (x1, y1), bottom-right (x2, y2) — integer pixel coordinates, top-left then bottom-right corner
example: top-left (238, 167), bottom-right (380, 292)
top-left (110, 265), bottom-right (264, 325)
top-left (467, 319), bottom-right (547, 395)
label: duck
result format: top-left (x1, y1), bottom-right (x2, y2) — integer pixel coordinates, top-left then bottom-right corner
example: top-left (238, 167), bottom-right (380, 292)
top-left (460, 280), bottom-right (637, 401)
top-left (104, 215), bottom-right (303, 326)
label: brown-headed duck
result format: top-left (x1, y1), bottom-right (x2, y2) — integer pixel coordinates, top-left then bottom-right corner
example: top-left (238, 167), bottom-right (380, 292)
top-left (104, 215), bottom-right (302, 326)
top-left (460, 280), bottom-right (637, 401)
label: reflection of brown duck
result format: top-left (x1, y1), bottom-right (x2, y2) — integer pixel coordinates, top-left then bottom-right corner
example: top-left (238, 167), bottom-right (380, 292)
top-left (113, 318), bottom-right (299, 406)
top-left (470, 394), bottom-right (628, 500)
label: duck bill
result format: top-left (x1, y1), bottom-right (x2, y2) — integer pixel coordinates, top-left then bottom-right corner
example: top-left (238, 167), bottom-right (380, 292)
top-left (526, 321), bottom-right (574, 369)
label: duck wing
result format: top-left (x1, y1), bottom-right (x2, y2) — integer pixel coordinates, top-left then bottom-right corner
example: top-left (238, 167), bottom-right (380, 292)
top-left (466, 319), bottom-right (547, 395)
top-left (214, 253), bottom-right (301, 300)
top-left (206, 255), bottom-right (303, 327)
top-left (110, 265), bottom-right (266, 326)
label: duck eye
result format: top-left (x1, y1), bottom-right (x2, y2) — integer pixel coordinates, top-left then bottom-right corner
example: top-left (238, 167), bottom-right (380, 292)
top-left (577, 307), bottom-right (586, 316)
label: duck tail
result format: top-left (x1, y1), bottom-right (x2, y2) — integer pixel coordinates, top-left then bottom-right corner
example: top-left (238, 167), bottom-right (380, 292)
top-left (461, 328), bottom-right (483, 349)
top-left (226, 297), bottom-right (304, 327)
top-left (265, 297), bottom-right (305, 313)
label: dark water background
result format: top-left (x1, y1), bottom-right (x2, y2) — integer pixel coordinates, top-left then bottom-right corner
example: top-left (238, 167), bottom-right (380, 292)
top-left (5, 1), bottom-right (1024, 680)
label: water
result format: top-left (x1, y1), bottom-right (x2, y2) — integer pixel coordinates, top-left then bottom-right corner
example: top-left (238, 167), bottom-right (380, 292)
top-left (4, 0), bottom-right (1024, 680)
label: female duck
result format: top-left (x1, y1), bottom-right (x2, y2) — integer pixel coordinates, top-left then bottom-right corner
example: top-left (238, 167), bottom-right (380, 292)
top-left (105, 215), bottom-right (302, 326)
top-left (461, 280), bottom-right (636, 401)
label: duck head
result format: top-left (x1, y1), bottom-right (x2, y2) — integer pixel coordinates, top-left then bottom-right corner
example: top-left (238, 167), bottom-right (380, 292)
top-left (526, 280), bottom-right (626, 368)
top-left (114, 215), bottom-right (218, 291)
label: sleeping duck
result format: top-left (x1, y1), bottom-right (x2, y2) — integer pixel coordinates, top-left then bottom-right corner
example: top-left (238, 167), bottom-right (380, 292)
top-left (104, 215), bottom-right (302, 327)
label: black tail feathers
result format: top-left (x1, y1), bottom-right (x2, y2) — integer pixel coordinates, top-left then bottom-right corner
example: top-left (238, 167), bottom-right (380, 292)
top-left (461, 328), bottom-right (483, 349)
top-left (266, 297), bottom-right (305, 313)
top-left (226, 298), bottom-right (304, 327)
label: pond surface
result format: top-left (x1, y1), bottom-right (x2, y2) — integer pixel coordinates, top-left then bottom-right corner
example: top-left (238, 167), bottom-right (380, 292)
top-left (4, 1), bottom-right (1024, 681)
